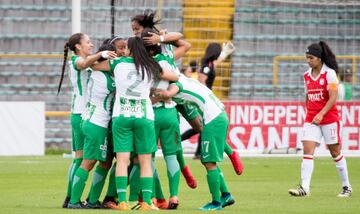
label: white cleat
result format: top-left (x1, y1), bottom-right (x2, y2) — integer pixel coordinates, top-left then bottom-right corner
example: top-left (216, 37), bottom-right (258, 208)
top-left (288, 186), bottom-right (310, 197)
top-left (337, 186), bottom-right (352, 198)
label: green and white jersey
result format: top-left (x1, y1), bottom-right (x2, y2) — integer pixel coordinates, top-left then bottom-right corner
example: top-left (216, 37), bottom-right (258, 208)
top-left (68, 55), bottom-right (91, 114)
top-left (109, 57), bottom-right (154, 120)
top-left (153, 53), bottom-right (180, 108)
top-left (82, 71), bottom-right (115, 128)
top-left (172, 74), bottom-right (224, 124)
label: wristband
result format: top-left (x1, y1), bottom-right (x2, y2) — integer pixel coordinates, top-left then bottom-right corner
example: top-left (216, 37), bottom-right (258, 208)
top-left (160, 35), bottom-right (165, 43)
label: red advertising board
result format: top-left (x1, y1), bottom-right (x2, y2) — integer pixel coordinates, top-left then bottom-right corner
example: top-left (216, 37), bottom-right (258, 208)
top-left (223, 101), bottom-right (360, 152)
top-left (183, 101), bottom-right (360, 153)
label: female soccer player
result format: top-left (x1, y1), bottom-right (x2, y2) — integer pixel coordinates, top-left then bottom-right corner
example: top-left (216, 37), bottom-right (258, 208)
top-left (179, 41), bottom-right (243, 175)
top-left (131, 10), bottom-right (197, 190)
top-left (68, 40), bottom-right (117, 209)
top-left (154, 74), bottom-right (236, 210)
top-left (92, 36), bottom-right (178, 210)
top-left (59, 33), bottom-right (116, 208)
top-left (288, 41), bottom-right (352, 197)
top-left (141, 27), bottom-right (192, 209)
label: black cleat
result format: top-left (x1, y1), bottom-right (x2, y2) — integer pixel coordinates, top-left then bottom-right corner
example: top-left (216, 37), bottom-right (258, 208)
top-left (62, 197), bottom-right (70, 208)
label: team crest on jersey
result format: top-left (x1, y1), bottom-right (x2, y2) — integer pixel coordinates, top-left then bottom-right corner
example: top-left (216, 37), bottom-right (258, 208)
top-left (306, 80), bottom-right (310, 84)
top-left (319, 78), bottom-right (324, 85)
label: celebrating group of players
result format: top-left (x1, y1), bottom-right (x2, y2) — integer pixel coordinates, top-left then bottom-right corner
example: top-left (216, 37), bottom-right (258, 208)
top-left (59, 8), bottom-right (352, 212)
top-left (59, 10), bottom-right (242, 211)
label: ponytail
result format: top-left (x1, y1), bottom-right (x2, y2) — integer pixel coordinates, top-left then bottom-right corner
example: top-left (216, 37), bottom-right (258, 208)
top-left (58, 42), bottom-right (69, 95)
top-left (58, 33), bottom-right (84, 95)
top-left (319, 41), bottom-right (338, 73)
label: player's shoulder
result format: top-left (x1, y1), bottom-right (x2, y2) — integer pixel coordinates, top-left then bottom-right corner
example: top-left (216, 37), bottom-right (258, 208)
top-left (303, 68), bottom-right (311, 78)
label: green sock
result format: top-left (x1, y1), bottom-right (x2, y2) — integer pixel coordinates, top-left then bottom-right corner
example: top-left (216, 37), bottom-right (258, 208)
top-left (116, 176), bottom-right (128, 203)
top-left (141, 177), bottom-right (153, 205)
top-left (176, 146), bottom-right (186, 170)
top-left (105, 162), bottom-right (117, 198)
top-left (207, 168), bottom-right (221, 203)
top-left (224, 144), bottom-right (233, 156)
top-left (217, 167), bottom-right (229, 193)
top-left (165, 155), bottom-right (180, 197)
top-left (70, 167), bottom-right (89, 204)
top-left (129, 163), bottom-right (140, 201)
top-left (88, 165), bottom-right (109, 204)
top-left (152, 161), bottom-right (164, 199)
top-left (66, 158), bottom-right (82, 197)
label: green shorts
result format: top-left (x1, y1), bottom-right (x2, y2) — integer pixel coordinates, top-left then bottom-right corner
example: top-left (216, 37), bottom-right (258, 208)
top-left (70, 113), bottom-right (84, 151)
top-left (176, 103), bottom-right (199, 122)
top-left (201, 111), bottom-right (229, 163)
top-left (82, 120), bottom-right (110, 162)
top-left (154, 107), bottom-right (180, 156)
top-left (112, 116), bottom-right (157, 155)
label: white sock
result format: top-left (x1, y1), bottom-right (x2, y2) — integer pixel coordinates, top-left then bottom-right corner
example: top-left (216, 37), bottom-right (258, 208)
top-left (333, 154), bottom-right (351, 188)
top-left (301, 155), bottom-right (314, 192)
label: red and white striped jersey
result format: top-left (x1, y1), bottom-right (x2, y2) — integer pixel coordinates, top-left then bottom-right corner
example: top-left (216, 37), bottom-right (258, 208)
top-left (303, 64), bottom-right (339, 125)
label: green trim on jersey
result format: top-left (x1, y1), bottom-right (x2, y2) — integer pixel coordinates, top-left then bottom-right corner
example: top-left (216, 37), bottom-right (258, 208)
top-left (109, 57), bottom-right (134, 72)
top-left (71, 55), bottom-right (83, 96)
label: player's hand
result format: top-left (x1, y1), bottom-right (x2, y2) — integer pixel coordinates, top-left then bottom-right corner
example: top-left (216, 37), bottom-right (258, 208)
top-left (219, 41), bottom-right (235, 60)
top-left (143, 32), bottom-right (160, 46)
top-left (101, 51), bottom-right (117, 59)
top-left (312, 112), bottom-right (324, 125)
top-left (153, 88), bottom-right (169, 99)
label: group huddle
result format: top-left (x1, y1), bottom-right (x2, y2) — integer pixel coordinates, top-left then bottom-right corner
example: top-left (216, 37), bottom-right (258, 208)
top-left (59, 10), bottom-right (242, 211)
top-left (59, 9), bottom-right (353, 212)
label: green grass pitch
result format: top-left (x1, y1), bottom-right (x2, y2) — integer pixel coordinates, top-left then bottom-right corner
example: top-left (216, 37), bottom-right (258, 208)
top-left (0, 156), bottom-right (359, 213)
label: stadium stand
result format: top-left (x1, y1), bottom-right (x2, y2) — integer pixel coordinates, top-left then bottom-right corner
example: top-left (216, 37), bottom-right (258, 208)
top-left (0, 0), bottom-right (359, 146)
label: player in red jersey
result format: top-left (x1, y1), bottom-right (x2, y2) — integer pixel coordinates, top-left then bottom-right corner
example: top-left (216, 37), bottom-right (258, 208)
top-left (289, 41), bottom-right (352, 197)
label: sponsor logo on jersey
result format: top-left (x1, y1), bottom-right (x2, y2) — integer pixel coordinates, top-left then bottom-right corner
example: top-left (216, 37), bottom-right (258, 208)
top-left (308, 90), bottom-right (324, 101)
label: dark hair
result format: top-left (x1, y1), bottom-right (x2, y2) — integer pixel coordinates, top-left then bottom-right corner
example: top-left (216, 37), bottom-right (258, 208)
top-left (58, 33), bottom-right (84, 94)
top-left (201, 43), bottom-right (221, 67)
top-left (189, 60), bottom-right (198, 73)
top-left (97, 38), bottom-right (116, 62)
top-left (307, 41), bottom-right (338, 73)
top-left (110, 36), bottom-right (124, 45)
top-left (140, 28), bottom-right (162, 56)
top-left (318, 41), bottom-right (338, 73)
top-left (127, 36), bottom-right (161, 81)
top-left (131, 9), bottom-right (161, 32)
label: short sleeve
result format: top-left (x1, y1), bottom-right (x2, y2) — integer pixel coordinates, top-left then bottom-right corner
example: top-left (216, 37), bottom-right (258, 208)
top-left (326, 69), bottom-right (339, 84)
top-left (326, 69), bottom-right (339, 90)
top-left (171, 81), bottom-right (183, 92)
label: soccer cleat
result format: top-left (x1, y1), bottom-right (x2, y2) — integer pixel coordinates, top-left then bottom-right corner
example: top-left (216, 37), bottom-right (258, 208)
top-left (130, 202), bottom-right (141, 210)
top-left (155, 198), bottom-right (168, 209)
top-left (338, 186), bottom-right (352, 198)
top-left (220, 193), bottom-right (235, 208)
top-left (109, 201), bottom-right (129, 211)
top-left (84, 200), bottom-right (103, 209)
top-left (229, 150), bottom-right (244, 175)
top-left (288, 186), bottom-right (310, 197)
top-left (67, 202), bottom-right (86, 209)
top-left (102, 196), bottom-right (117, 209)
top-left (167, 196), bottom-right (179, 209)
top-left (181, 165), bottom-right (197, 189)
top-left (139, 202), bottom-right (160, 211)
top-left (62, 197), bottom-right (70, 208)
top-left (199, 201), bottom-right (222, 211)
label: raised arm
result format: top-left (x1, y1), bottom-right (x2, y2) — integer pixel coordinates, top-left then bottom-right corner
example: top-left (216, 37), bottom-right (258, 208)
top-left (173, 39), bottom-right (192, 61)
top-left (143, 31), bottom-right (183, 46)
top-left (76, 51), bottom-right (116, 70)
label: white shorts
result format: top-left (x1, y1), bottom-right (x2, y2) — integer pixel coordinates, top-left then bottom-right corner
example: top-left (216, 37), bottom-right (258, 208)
top-left (301, 121), bottom-right (342, 145)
